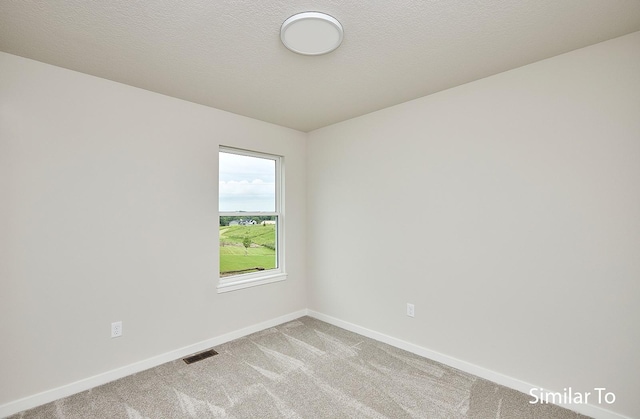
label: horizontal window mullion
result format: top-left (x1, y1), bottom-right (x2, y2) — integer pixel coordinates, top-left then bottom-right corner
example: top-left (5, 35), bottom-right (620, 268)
top-left (220, 212), bottom-right (279, 217)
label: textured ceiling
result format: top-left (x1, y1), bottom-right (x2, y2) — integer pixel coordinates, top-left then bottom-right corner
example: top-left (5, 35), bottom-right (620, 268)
top-left (1, 1), bottom-right (640, 132)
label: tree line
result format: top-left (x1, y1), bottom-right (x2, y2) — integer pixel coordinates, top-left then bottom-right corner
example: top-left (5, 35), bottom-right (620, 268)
top-left (219, 216), bottom-right (275, 226)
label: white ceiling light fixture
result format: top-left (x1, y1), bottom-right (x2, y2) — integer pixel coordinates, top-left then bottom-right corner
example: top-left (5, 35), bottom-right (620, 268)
top-left (281, 12), bottom-right (343, 56)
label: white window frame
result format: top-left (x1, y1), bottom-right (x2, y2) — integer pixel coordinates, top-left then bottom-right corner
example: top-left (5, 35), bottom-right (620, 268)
top-left (217, 146), bottom-right (286, 293)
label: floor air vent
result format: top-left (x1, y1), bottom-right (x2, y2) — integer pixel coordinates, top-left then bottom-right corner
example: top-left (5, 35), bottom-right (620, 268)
top-left (183, 349), bottom-right (218, 364)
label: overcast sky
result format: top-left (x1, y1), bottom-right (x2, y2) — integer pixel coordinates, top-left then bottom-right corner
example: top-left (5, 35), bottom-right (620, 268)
top-left (219, 152), bottom-right (275, 212)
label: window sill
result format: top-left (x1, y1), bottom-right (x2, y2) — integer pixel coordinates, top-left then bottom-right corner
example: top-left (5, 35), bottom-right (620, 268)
top-left (217, 272), bottom-right (287, 293)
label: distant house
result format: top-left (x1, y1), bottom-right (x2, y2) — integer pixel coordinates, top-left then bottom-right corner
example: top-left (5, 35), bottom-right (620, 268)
top-left (229, 219), bottom-right (257, 226)
top-left (261, 220), bottom-right (276, 226)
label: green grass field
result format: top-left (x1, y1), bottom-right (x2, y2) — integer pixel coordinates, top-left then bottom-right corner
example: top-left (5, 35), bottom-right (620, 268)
top-left (220, 224), bottom-right (276, 276)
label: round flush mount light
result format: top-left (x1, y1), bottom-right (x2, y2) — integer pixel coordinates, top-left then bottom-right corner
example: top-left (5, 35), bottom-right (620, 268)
top-left (280, 12), bottom-right (343, 56)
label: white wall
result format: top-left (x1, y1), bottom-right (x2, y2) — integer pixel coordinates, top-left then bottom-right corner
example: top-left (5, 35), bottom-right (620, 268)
top-left (0, 52), bottom-right (307, 406)
top-left (307, 32), bottom-right (640, 418)
top-left (2, 30), bottom-right (639, 418)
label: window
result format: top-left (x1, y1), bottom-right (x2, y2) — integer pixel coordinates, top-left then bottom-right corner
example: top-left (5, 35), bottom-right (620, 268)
top-left (218, 147), bottom-right (285, 292)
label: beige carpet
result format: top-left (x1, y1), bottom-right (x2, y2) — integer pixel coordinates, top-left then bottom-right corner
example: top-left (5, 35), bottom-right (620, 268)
top-left (10, 317), bottom-right (591, 418)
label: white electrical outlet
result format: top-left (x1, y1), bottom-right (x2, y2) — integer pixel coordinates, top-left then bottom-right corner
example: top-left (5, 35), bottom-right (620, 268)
top-left (407, 303), bottom-right (415, 317)
top-left (111, 321), bottom-right (123, 338)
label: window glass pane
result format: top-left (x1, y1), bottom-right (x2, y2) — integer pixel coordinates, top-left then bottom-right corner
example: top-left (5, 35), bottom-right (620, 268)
top-left (219, 216), bottom-right (277, 277)
top-left (219, 152), bottom-right (275, 212)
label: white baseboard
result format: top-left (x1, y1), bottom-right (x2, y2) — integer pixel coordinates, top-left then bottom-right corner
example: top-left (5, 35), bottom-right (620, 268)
top-left (306, 310), bottom-right (630, 419)
top-left (0, 309), bottom-right (308, 418)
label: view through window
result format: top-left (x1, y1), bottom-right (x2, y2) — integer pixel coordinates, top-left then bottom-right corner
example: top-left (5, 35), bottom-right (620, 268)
top-left (219, 148), bottom-right (282, 282)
